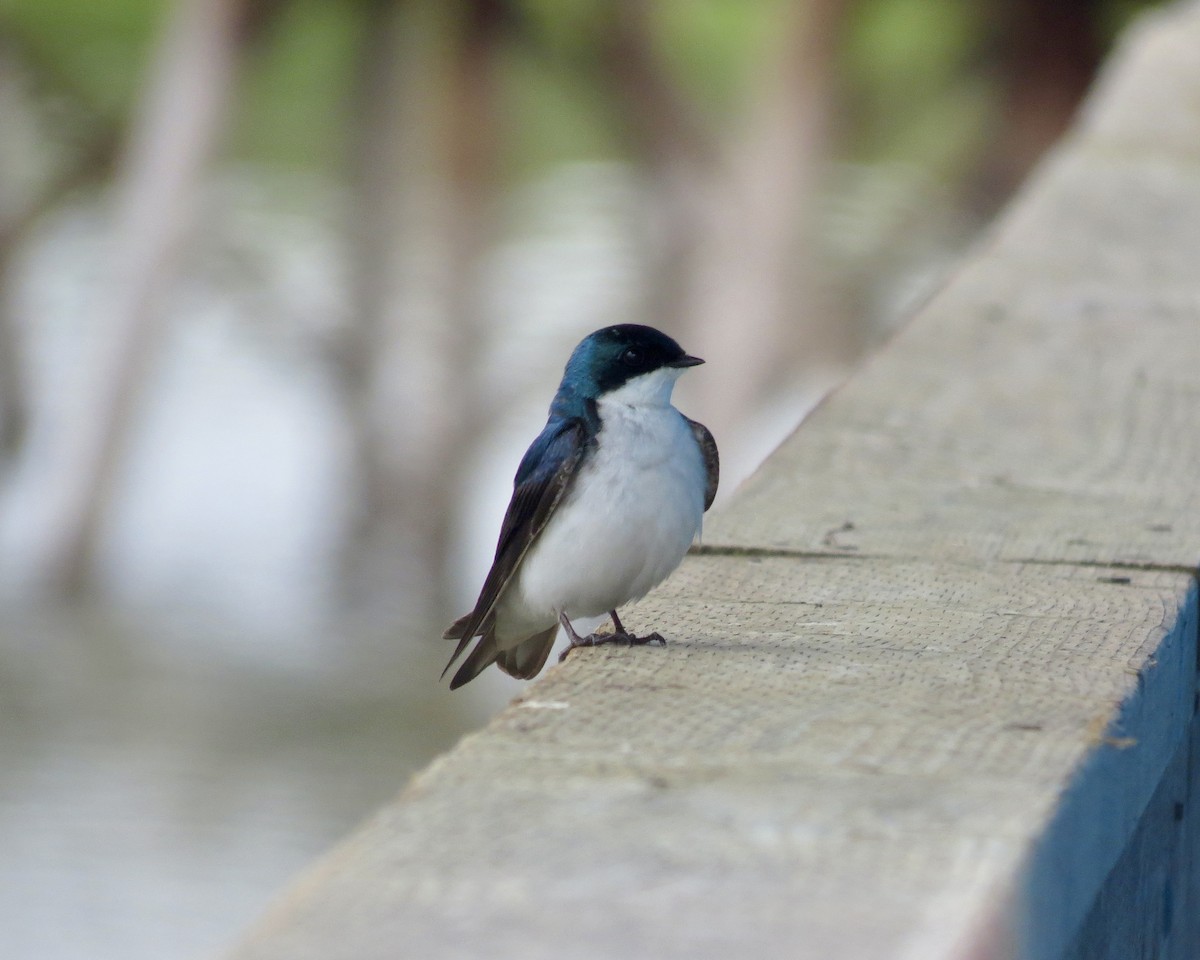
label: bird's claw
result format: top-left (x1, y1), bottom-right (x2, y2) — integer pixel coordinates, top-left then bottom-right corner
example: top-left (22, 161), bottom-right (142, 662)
top-left (558, 634), bottom-right (597, 662)
top-left (609, 630), bottom-right (668, 647)
top-left (558, 630), bottom-right (667, 662)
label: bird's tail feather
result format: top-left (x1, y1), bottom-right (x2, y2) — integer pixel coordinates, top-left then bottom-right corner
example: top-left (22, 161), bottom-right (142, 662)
top-left (494, 626), bottom-right (557, 681)
top-left (441, 611), bottom-right (491, 680)
top-left (450, 623), bottom-right (557, 690)
top-left (449, 625), bottom-right (498, 690)
top-left (442, 612), bottom-right (474, 640)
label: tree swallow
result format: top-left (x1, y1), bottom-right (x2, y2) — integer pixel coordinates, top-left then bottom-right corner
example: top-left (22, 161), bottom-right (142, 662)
top-left (442, 324), bottom-right (718, 690)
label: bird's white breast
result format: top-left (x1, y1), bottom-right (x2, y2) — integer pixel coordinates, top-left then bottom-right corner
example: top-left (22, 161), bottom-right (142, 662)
top-left (500, 370), bottom-right (706, 639)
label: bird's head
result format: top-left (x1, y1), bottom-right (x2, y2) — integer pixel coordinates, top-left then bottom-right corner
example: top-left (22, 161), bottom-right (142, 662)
top-left (557, 324), bottom-right (703, 410)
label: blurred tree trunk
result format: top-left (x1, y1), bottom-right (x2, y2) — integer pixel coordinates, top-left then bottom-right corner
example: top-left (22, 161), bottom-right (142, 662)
top-left (337, 0), bottom-right (508, 629)
top-left (597, 1), bottom-right (716, 341)
top-left (338, 0), bottom-right (429, 627)
top-left (0, 240), bottom-right (28, 458)
top-left (970, 0), bottom-right (1103, 212)
top-left (0, 66), bottom-right (120, 462)
top-left (601, 0), bottom-right (850, 458)
top-left (31, 0), bottom-right (255, 595)
top-left (682, 0), bottom-right (851, 442)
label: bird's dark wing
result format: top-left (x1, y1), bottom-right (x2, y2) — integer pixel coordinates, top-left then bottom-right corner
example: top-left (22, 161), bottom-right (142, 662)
top-left (686, 417), bottom-right (719, 511)
top-left (441, 416), bottom-right (591, 677)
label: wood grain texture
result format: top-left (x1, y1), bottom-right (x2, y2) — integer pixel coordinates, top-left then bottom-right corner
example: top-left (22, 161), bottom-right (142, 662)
top-left (225, 560), bottom-right (1196, 960)
top-left (223, 4), bottom-right (1200, 959)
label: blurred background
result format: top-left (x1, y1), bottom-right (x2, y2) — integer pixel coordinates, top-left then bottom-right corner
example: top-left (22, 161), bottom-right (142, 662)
top-left (0, 0), bottom-right (1160, 956)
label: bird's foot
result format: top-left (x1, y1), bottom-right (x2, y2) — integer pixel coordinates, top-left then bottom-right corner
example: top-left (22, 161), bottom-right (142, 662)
top-left (619, 631), bottom-right (667, 647)
top-left (558, 630), bottom-right (666, 662)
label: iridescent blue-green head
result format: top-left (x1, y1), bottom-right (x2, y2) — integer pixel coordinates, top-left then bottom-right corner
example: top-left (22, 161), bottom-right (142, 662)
top-left (553, 324), bottom-right (703, 415)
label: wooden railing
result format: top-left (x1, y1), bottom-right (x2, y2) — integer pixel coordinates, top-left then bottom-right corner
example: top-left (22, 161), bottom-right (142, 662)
top-left (223, 4), bottom-right (1200, 958)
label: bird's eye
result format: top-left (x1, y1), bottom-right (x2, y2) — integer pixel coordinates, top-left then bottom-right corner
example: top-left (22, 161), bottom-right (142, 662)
top-left (621, 347), bottom-right (645, 368)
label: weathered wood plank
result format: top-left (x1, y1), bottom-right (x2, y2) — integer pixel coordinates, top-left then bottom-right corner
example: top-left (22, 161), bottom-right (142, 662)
top-left (1018, 580), bottom-right (1197, 960)
top-left (702, 246), bottom-right (1200, 567)
top-left (226, 559), bottom-right (1195, 960)
top-left (1063, 714), bottom-right (1200, 960)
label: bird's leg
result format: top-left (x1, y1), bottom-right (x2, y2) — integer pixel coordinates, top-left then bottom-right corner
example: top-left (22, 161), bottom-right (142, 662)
top-left (557, 612), bottom-right (596, 662)
top-left (558, 611), bottom-right (586, 644)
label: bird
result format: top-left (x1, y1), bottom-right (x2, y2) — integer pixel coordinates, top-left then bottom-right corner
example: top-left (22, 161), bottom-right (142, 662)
top-left (442, 323), bottom-right (718, 690)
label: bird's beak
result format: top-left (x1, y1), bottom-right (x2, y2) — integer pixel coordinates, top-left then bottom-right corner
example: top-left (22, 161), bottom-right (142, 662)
top-left (669, 354), bottom-right (705, 368)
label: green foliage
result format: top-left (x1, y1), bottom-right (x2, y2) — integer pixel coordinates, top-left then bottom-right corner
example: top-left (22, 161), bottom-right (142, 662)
top-left (652, 0), bottom-right (791, 116)
top-left (502, 47), bottom-right (626, 176)
top-left (0, 0), bottom-right (1170, 188)
top-left (227, 0), bottom-right (360, 171)
top-left (2, 0), bottom-right (165, 118)
top-left (518, 0), bottom-right (609, 53)
top-left (842, 0), bottom-right (983, 168)
top-left (1100, 0), bottom-right (1165, 40)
